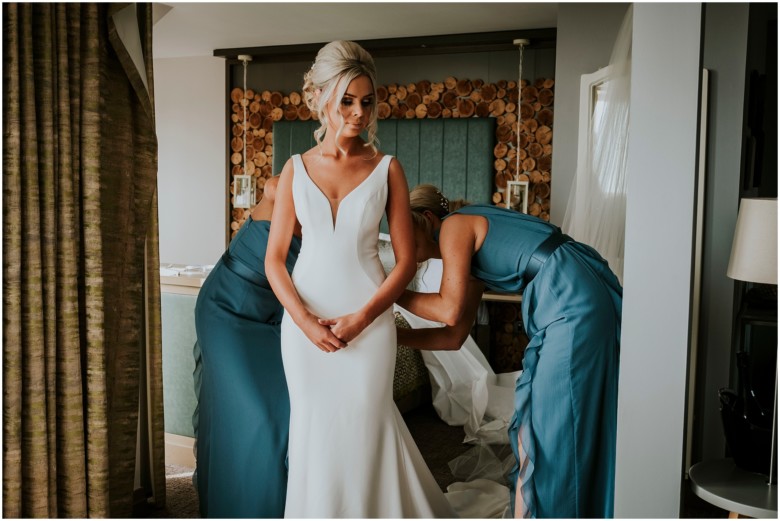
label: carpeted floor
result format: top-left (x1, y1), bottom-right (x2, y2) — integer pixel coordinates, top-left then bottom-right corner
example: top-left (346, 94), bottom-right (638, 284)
top-left (140, 404), bottom-right (731, 518)
top-left (150, 464), bottom-right (201, 518)
top-left (401, 403), bottom-right (475, 490)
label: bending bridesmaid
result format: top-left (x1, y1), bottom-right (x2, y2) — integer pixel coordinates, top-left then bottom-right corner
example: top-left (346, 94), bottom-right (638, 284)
top-left (397, 184), bottom-right (622, 518)
top-left (192, 176), bottom-right (301, 518)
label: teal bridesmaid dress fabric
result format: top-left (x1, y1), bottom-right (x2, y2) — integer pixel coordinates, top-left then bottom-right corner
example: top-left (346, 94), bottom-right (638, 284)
top-left (447, 204), bottom-right (622, 518)
top-left (193, 217), bottom-right (300, 518)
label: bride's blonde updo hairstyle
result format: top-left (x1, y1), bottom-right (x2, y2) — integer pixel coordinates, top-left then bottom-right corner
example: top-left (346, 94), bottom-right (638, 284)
top-left (302, 40), bottom-right (379, 154)
top-left (409, 184), bottom-right (470, 236)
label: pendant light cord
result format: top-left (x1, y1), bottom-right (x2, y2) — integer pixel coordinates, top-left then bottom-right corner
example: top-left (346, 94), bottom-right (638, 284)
top-left (242, 57), bottom-right (248, 176)
top-left (516, 41), bottom-right (525, 179)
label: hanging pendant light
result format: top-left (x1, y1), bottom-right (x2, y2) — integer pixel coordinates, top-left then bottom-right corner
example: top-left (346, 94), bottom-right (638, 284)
top-left (506, 38), bottom-right (530, 213)
top-left (233, 54), bottom-right (255, 209)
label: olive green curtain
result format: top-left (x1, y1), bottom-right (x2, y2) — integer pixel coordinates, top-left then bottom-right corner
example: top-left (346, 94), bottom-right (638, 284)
top-left (3, 3), bottom-right (165, 517)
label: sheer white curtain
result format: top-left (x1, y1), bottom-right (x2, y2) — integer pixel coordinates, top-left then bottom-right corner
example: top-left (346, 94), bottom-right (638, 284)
top-left (563, 5), bottom-right (633, 283)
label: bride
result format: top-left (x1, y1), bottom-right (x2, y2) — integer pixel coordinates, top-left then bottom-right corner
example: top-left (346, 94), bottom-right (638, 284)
top-left (265, 40), bottom-right (456, 518)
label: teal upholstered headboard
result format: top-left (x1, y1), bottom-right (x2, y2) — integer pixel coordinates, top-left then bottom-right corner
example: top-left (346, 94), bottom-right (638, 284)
top-left (273, 119), bottom-right (496, 220)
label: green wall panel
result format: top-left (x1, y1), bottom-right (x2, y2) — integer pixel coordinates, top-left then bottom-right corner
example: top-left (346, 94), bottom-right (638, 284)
top-left (419, 119), bottom-right (445, 188)
top-left (442, 121), bottom-right (468, 200)
top-left (466, 119), bottom-right (496, 203)
top-left (395, 120), bottom-right (422, 188)
top-left (272, 120), bottom-right (319, 174)
top-left (377, 121), bottom-right (397, 156)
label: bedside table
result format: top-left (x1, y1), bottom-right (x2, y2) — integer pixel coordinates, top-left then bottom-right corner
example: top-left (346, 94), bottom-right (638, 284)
top-left (689, 458), bottom-right (777, 518)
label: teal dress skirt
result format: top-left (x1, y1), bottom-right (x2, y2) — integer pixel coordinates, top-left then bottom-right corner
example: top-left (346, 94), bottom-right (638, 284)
top-left (193, 217), bottom-right (300, 518)
top-left (448, 205), bottom-right (622, 518)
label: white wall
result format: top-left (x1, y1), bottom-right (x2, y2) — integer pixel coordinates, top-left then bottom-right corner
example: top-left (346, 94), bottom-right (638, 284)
top-left (551, 3), bottom-right (630, 225)
top-left (615, 4), bottom-right (703, 517)
top-left (155, 56), bottom-right (227, 265)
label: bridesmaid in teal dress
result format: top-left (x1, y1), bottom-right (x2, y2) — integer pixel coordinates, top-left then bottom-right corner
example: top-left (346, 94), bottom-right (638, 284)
top-left (397, 184), bottom-right (622, 518)
top-left (193, 176), bottom-right (301, 518)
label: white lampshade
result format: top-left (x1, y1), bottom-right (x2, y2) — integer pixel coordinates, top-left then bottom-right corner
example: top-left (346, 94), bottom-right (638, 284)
top-left (726, 198), bottom-right (778, 284)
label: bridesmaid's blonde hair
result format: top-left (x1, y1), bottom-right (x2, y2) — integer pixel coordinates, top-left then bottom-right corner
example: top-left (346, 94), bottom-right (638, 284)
top-left (302, 40), bottom-right (379, 155)
top-left (409, 184), bottom-right (470, 235)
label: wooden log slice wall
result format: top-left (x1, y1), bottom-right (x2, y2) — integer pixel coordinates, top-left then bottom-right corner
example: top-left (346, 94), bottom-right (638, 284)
top-left (487, 301), bottom-right (529, 372)
top-left (228, 77), bottom-right (553, 238)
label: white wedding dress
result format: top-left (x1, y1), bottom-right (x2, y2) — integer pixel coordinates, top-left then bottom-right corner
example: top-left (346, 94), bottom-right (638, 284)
top-left (281, 154), bottom-right (456, 518)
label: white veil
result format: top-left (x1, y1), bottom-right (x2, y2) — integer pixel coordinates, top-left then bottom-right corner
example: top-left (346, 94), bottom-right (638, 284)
top-left (562, 5), bottom-right (633, 283)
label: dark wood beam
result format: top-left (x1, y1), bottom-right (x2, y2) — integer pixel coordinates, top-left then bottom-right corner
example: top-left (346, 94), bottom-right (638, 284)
top-left (214, 28), bottom-right (556, 63)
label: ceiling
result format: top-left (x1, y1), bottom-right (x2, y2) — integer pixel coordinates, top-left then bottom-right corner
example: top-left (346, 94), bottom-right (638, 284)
top-left (152, 2), bottom-right (559, 59)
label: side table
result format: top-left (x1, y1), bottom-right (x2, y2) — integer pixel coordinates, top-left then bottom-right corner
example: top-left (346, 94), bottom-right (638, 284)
top-left (689, 458), bottom-right (777, 518)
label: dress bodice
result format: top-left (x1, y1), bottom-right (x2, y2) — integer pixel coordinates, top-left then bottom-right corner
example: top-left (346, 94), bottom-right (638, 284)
top-left (447, 204), bottom-right (561, 294)
top-left (290, 153), bottom-right (393, 317)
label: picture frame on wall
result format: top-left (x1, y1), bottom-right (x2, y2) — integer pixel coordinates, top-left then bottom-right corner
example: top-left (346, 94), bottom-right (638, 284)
top-left (506, 180), bottom-right (529, 214)
top-left (233, 174), bottom-right (255, 209)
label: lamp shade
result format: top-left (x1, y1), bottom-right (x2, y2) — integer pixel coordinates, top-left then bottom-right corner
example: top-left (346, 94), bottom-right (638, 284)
top-left (726, 198), bottom-right (778, 284)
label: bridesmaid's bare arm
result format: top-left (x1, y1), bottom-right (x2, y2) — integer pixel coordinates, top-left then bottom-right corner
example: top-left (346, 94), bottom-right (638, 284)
top-left (397, 214), bottom-right (477, 326)
top-left (397, 278), bottom-right (484, 350)
top-left (250, 176), bottom-right (278, 221)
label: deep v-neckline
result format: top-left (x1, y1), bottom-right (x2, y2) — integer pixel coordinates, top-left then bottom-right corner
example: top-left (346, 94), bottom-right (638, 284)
top-left (298, 155), bottom-right (387, 233)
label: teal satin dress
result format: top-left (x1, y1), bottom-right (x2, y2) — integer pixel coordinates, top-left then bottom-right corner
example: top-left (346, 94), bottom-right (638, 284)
top-left (447, 204), bottom-right (622, 518)
top-left (193, 217), bottom-right (300, 518)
